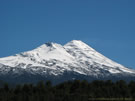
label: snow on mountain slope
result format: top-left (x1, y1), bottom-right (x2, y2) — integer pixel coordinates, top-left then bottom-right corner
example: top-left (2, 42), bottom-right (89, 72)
top-left (0, 42), bottom-right (80, 76)
top-left (20, 42), bottom-right (76, 64)
top-left (64, 40), bottom-right (135, 74)
top-left (0, 42), bottom-right (75, 67)
top-left (65, 40), bottom-right (121, 67)
top-left (0, 40), bottom-right (134, 78)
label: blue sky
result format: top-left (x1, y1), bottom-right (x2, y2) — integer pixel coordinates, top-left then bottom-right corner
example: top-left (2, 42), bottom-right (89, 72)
top-left (0, 0), bottom-right (135, 68)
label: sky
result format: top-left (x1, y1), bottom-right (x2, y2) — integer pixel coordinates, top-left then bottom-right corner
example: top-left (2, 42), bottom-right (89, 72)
top-left (0, 0), bottom-right (135, 68)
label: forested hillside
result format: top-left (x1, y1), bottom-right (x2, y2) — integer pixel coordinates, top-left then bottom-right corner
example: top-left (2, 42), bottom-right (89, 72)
top-left (0, 80), bottom-right (135, 101)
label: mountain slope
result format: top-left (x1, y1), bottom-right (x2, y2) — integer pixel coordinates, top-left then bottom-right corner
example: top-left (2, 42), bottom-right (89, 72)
top-left (0, 40), bottom-right (134, 84)
top-left (64, 40), bottom-right (135, 74)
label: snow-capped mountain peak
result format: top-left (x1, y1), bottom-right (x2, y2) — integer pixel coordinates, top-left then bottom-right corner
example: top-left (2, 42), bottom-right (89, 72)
top-left (0, 40), bottom-right (135, 84)
top-left (36, 42), bottom-right (63, 51)
top-left (65, 40), bottom-right (95, 51)
top-left (64, 40), bottom-right (135, 74)
top-left (0, 42), bottom-right (76, 68)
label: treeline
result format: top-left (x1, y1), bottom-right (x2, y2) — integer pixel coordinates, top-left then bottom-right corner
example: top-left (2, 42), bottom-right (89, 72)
top-left (0, 80), bottom-right (135, 101)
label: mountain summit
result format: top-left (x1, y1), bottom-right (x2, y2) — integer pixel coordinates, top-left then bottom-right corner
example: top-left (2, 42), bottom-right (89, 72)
top-left (0, 40), bottom-right (135, 84)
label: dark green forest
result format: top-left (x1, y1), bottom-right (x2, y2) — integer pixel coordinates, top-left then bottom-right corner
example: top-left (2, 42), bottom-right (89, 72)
top-left (0, 80), bottom-right (135, 101)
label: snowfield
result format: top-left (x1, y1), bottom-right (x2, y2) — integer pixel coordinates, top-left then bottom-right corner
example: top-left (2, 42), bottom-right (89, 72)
top-left (0, 40), bottom-right (135, 83)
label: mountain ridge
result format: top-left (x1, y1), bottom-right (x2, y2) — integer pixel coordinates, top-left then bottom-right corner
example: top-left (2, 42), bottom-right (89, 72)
top-left (0, 40), bottom-right (134, 84)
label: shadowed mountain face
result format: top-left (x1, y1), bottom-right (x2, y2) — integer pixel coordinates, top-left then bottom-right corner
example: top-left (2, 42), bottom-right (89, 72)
top-left (0, 40), bottom-right (135, 84)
